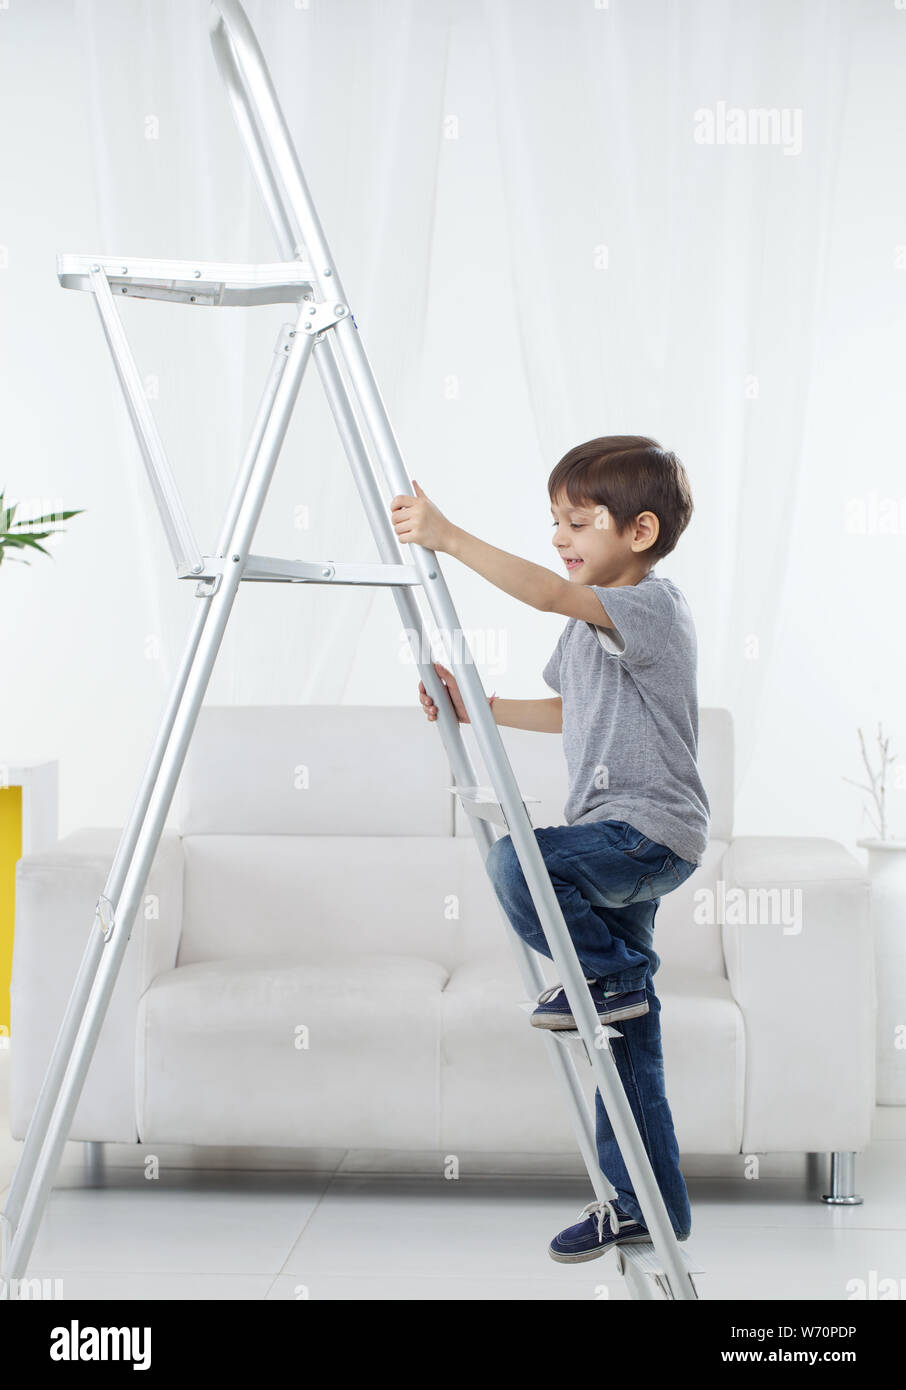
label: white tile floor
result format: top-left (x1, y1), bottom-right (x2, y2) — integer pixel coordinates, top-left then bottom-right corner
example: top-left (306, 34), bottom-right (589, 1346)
top-left (2, 1049), bottom-right (904, 1300)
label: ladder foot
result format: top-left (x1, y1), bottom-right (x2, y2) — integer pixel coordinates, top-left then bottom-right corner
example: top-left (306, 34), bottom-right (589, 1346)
top-left (615, 1241), bottom-right (704, 1299)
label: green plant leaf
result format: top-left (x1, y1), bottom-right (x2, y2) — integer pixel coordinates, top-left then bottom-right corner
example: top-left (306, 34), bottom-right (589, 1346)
top-left (0, 534), bottom-right (53, 556)
top-left (0, 492), bottom-right (84, 571)
top-left (12, 508), bottom-right (85, 527)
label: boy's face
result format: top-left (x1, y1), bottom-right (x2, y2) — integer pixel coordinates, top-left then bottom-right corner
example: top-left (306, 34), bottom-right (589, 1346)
top-left (550, 491), bottom-right (654, 585)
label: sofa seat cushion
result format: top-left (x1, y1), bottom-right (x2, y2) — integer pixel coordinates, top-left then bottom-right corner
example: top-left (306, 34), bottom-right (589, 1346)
top-left (438, 959), bottom-right (745, 1155)
top-left (136, 954), bottom-right (449, 1149)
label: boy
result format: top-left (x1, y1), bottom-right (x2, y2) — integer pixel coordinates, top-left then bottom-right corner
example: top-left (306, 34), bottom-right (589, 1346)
top-left (390, 434), bottom-right (709, 1263)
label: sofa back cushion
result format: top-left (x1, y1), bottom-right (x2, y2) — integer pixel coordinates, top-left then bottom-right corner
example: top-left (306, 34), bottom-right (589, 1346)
top-left (175, 705), bottom-right (455, 837)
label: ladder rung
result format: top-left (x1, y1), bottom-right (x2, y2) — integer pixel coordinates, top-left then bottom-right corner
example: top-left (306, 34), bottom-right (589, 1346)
top-left (178, 555), bottom-right (423, 586)
top-left (618, 1241), bottom-right (706, 1276)
top-left (448, 785), bottom-right (541, 829)
top-left (547, 1025), bottom-right (623, 1042)
top-left (57, 254), bottom-right (317, 306)
top-left (241, 556), bottom-right (422, 586)
top-left (544, 1024), bottom-right (623, 1063)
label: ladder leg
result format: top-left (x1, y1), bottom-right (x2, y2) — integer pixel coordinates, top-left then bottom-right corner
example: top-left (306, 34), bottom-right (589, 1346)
top-left (1, 323), bottom-right (315, 1282)
top-left (1, 599), bottom-right (208, 1253)
top-left (2, 325), bottom-right (293, 1267)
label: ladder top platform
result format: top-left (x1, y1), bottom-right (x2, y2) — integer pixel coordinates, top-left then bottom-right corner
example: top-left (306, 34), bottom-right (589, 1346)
top-left (57, 253), bottom-right (318, 306)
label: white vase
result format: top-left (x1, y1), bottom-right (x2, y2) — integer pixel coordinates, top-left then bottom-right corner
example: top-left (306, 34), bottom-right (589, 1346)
top-left (857, 837), bottom-right (906, 1105)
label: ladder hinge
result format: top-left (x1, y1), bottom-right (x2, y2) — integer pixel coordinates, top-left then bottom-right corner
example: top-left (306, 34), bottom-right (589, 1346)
top-left (179, 555), bottom-right (227, 597)
top-left (194, 572), bottom-right (223, 598)
top-left (300, 299), bottom-right (349, 336)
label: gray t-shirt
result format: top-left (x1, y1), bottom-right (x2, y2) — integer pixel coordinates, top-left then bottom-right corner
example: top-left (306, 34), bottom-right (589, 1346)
top-left (542, 567), bottom-right (710, 866)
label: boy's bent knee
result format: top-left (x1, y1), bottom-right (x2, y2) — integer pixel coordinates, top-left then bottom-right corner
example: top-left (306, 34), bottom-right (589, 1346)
top-left (486, 833), bottom-right (515, 884)
top-left (487, 833), bottom-right (511, 864)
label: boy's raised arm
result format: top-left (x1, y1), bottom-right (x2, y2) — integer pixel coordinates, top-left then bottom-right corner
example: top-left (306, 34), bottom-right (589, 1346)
top-left (390, 482), bottom-right (611, 622)
top-left (445, 527), bottom-right (561, 611)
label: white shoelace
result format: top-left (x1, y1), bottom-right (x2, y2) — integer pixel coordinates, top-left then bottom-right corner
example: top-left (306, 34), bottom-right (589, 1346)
top-left (536, 978), bottom-right (598, 1006)
top-left (580, 1199), bottom-right (623, 1242)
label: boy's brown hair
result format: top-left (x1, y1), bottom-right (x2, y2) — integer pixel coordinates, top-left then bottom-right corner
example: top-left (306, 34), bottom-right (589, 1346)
top-left (547, 435), bottom-right (693, 564)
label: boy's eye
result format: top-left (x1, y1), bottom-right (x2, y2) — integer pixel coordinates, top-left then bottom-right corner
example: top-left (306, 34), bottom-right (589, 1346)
top-left (551, 521), bottom-right (585, 529)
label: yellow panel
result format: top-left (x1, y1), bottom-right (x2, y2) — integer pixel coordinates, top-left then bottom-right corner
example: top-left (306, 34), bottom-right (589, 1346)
top-left (0, 785), bottom-right (23, 1037)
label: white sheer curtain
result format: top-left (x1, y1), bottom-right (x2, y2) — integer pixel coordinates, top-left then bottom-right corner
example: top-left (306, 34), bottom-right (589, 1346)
top-left (74, 0), bottom-right (452, 707)
top-left (484, 0), bottom-right (850, 774)
top-left (1, 0), bottom-right (895, 845)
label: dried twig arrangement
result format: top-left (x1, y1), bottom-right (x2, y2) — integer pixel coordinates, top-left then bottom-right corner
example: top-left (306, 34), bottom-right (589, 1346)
top-left (842, 722), bottom-right (897, 840)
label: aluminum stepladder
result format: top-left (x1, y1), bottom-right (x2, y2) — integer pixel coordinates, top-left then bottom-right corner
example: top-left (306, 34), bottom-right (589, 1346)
top-left (0, 0), bottom-right (703, 1301)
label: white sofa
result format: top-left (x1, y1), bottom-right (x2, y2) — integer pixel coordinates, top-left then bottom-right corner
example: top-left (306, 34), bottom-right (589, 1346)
top-left (9, 705), bottom-right (875, 1193)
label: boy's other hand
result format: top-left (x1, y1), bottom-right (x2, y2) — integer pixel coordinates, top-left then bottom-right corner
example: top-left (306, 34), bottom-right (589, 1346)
top-left (390, 480), bottom-right (455, 553)
top-left (418, 662), bottom-right (470, 723)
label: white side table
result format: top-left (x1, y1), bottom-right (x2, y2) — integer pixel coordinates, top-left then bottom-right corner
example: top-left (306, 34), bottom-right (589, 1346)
top-left (0, 759), bottom-right (59, 1043)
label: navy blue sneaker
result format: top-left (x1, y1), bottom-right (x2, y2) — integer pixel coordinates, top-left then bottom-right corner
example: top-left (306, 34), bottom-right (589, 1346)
top-left (549, 1199), bottom-right (651, 1263)
top-left (531, 979), bottom-right (649, 1029)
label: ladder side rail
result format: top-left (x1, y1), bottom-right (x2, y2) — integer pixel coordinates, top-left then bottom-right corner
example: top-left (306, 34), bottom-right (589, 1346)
top-left (203, 0), bottom-right (479, 770)
top-left (213, 322), bottom-right (296, 558)
top-left (314, 332), bottom-right (499, 818)
top-left (463, 814), bottom-right (617, 1210)
top-left (469, 701), bottom-right (696, 1300)
top-left (88, 267), bottom-right (204, 576)
top-left (208, 0), bottom-right (328, 271)
top-left (208, 10), bottom-right (302, 260)
top-left (2, 324), bottom-right (317, 1281)
top-left (450, 672), bottom-right (697, 1297)
top-left (313, 332), bottom-right (612, 1206)
top-left (328, 311), bottom-right (696, 1298)
top-left (312, 337), bottom-right (423, 587)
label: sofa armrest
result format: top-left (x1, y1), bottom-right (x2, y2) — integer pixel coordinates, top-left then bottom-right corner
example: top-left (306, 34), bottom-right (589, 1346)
top-left (9, 827), bottom-right (184, 1143)
top-left (720, 836), bottom-right (874, 1154)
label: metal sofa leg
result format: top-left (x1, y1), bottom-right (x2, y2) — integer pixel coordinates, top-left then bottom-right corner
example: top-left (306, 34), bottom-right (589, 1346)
top-left (821, 1151), bottom-right (863, 1205)
top-left (83, 1141), bottom-right (105, 1186)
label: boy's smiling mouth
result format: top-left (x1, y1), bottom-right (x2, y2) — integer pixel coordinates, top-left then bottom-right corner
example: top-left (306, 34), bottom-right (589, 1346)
top-left (563, 557), bottom-right (584, 571)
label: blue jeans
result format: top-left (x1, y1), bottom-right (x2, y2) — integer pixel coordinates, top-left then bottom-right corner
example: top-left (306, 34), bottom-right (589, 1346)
top-left (485, 818), bottom-right (697, 1239)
